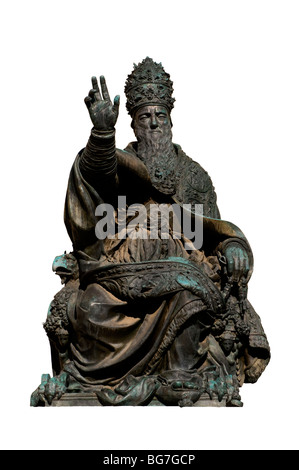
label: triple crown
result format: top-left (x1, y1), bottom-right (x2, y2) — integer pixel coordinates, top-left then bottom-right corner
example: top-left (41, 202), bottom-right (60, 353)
top-left (125, 57), bottom-right (175, 117)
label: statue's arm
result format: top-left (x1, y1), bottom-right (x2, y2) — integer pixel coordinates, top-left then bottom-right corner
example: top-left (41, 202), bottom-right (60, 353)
top-left (197, 168), bottom-right (252, 282)
top-left (79, 127), bottom-right (117, 189)
top-left (79, 76), bottom-right (120, 191)
top-left (208, 193), bottom-right (221, 219)
top-left (203, 173), bottom-right (221, 219)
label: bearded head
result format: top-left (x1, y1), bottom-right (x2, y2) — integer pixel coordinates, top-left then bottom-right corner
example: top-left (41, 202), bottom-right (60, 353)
top-left (133, 104), bottom-right (172, 146)
top-left (124, 58), bottom-right (177, 193)
top-left (132, 103), bottom-right (175, 154)
top-left (131, 105), bottom-right (178, 194)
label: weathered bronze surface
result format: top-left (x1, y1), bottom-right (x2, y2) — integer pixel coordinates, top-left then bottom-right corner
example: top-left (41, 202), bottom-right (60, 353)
top-left (31, 58), bottom-right (270, 407)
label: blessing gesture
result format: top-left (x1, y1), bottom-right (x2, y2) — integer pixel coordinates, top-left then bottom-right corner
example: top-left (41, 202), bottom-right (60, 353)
top-left (84, 76), bottom-right (120, 131)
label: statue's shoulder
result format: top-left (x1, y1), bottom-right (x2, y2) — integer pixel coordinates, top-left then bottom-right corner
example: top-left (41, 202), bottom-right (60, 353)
top-left (116, 143), bottom-right (152, 188)
top-left (174, 144), bottom-right (215, 193)
top-left (116, 142), bottom-right (140, 164)
top-left (174, 144), bottom-right (220, 218)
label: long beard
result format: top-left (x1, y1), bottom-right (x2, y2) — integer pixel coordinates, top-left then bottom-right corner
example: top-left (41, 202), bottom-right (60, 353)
top-left (135, 125), bottom-right (179, 194)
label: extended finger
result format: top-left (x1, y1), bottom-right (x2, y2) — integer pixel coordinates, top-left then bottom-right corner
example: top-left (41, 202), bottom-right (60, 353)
top-left (113, 95), bottom-right (120, 114)
top-left (226, 256), bottom-right (234, 276)
top-left (240, 256), bottom-right (248, 275)
top-left (91, 76), bottom-right (100, 92)
top-left (238, 252), bottom-right (250, 278)
top-left (232, 255), bottom-right (241, 282)
top-left (100, 75), bottom-right (111, 102)
top-left (91, 76), bottom-right (102, 100)
top-left (243, 256), bottom-right (250, 277)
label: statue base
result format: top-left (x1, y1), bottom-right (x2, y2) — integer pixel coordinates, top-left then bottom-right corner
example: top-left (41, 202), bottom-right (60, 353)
top-left (44, 392), bottom-right (228, 407)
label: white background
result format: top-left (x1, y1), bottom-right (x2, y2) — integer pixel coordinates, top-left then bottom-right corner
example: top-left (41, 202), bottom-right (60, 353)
top-left (1, 0), bottom-right (298, 450)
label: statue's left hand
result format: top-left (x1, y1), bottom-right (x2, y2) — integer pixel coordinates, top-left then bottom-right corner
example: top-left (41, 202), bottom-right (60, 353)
top-left (223, 243), bottom-right (250, 283)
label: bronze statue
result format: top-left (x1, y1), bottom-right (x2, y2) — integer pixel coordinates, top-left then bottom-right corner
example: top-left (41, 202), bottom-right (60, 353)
top-left (31, 58), bottom-right (270, 407)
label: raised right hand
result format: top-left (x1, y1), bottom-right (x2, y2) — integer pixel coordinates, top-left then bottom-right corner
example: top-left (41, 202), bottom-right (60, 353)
top-left (84, 76), bottom-right (120, 131)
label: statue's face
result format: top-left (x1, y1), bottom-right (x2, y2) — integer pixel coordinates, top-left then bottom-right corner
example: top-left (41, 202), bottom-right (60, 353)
top-left (220, 338), bottom-right (234, 354)
top-left (57, 328), bottom-right (69, 348)
top-left (134, 105), bottom-right (170, 138)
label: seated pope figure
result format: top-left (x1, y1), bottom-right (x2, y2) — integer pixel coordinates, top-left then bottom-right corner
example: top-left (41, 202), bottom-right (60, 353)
top-left (34, 58), bottom-right (270, 407)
